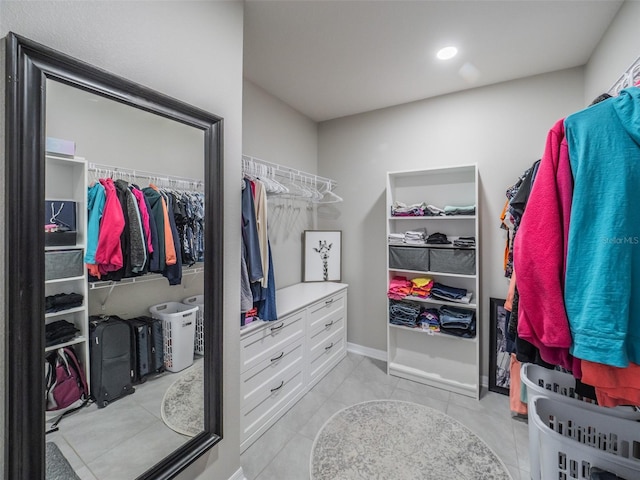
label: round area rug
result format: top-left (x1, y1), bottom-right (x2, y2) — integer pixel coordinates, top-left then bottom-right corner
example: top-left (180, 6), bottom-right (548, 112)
top-left (161, 362), bottom-right (204, 437)
top-left (311, 400), bottom-right (511, 480)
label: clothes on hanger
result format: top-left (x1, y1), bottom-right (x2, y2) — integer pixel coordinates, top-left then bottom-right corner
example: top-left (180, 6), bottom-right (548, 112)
top-left (86, 173), bottom-right (204, 286)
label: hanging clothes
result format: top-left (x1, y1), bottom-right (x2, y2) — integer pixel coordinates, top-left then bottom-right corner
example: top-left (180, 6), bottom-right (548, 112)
top-left (564, 87), bottom-right (640, 368)
top-left (94, 178), bottom-right (125, 277)
top-left (513, 118), bottom-right (581, 376)
top-left (143, 186), bottom-right (167, 273)
top-left (241, 178), bottom-right (263, 283)
top-left (85, 182), bottom-right (106, 270)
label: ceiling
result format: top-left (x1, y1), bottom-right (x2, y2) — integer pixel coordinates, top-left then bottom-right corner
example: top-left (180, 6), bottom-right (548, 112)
top-left (243, 0), bottom-right (624, 122)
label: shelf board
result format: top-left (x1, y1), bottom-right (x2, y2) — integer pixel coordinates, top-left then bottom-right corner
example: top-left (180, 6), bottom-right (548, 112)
top-left (45, 306), bottom-right (86, 318)
top-left (388, 361), bottom-right (478, 398)
top-left (388, 323), bottom-right (477, 342)
top-left (89, 265), bottom-right (204, 289)
top-left (45, 335), bottom-right (87, 352)
top-left (389, 268), bottom-right (475, 279)
top-left (388, 215), bottom-right (475, 220)
top-left (45, 275), bottom-right (86, 284)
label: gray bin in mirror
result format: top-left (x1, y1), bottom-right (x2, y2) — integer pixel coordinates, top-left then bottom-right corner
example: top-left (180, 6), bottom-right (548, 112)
top-left (45, 249), bottom-right (84, 281)
top-left (389, 245), bottom-right (430, 271)
top-left (429, 248), bottom-right (475, 275)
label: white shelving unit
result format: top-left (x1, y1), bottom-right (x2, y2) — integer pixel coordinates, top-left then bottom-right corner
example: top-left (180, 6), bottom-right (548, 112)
top-left (44, 154), bottom-right (91, 387)
top-left (386, 165), bottom-right (480, 399)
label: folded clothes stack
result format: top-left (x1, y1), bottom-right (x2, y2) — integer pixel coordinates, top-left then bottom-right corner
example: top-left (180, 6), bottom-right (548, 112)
top-left (444, 204), bottom-right (476, 216)
top-left (387, 276), bottom-right (413, 300)
top-left (389, 300), bottom-right (421, 327)
top-left (46, 319), bottom-right (80, 347)
top-left (388, 233), bottom-right (405, 244)
top-left (430, 282), bottom-right (473, 304)
top-left (419, 308), bottom-right (440, 332)
top-left (410, 277), bottom-right (433, 298)
top-left (425, 204), bottom-right (445, 216)
top-left (391, 201), bottom-right (427, 217)
top-left (404, 228), bottom-right (427, 244)
top-left (45, 292), bottom-right (84, 313)
top-left (426, 232), bottom-right (450, 244)
top-left (438, 305), bottom-right (476, 338)
top-left (453, 236), bottom-right (476, 248)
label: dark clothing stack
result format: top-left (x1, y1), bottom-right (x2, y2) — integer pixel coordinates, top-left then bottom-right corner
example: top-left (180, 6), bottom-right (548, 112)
top-left (46, 320), bottom-right (80, 347)
top-left (426, 232), bottom-right (450, 244)
top-left (438, 306), bottom-right (476, 338)
top-left (45, 293), bottom-right (84, 313)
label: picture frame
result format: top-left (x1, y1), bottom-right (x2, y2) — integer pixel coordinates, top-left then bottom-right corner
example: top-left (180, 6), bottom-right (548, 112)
top-left (303, 230), bottom-right (342, 282)
top-left (489, 297), bottom-right (511, 396)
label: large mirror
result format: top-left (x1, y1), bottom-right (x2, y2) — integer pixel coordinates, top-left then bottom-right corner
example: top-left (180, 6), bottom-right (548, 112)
top-left (5, 33), bottom-right (223, 479)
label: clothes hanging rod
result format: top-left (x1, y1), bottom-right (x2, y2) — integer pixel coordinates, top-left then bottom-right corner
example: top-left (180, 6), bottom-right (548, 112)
top-left (88, 162), bottom-right (203, 186)
top-left (608, 55), bottom-right (640, 96)
top-left (242, 154), bottom-right (337, 188)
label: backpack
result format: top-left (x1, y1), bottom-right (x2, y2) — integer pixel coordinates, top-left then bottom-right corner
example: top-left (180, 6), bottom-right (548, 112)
top-left (45, 346), bottom-right (88, 412)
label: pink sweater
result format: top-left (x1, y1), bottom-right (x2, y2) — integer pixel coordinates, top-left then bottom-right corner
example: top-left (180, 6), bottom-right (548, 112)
top-left (513, 119), bottom-right (581, 376)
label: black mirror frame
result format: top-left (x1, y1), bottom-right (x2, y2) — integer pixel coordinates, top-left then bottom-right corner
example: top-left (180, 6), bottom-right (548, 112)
top-left (4, 32), bottom-right (224, 480)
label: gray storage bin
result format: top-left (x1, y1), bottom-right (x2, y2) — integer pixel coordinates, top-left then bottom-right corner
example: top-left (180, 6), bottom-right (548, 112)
top-left (429, 248), bottom-right (475, 275)
top-left (45, 249), bottom-right (84, 281)
top-left (389, 245), bottom-right (430, 271)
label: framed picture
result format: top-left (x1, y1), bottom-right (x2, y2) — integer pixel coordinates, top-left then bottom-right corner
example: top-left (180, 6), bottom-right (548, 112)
top-left (303, 230), bottom-right (342, 282)
top-left (489, 297), bottom-right (511, 396)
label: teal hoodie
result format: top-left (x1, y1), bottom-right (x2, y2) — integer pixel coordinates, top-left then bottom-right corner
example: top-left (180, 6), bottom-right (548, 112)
top-left (565, 86), bottom-right (640, 367)
top-left (85, 182), bottom-right (106, 264)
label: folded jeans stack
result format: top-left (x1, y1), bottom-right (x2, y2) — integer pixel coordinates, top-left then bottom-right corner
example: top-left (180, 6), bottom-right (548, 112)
top-left (438, 305), bottom-right (476, 338)
top-left (430, 282), bottom-right (472, 304)
top-left (389, 300), bottom-right (420, 327)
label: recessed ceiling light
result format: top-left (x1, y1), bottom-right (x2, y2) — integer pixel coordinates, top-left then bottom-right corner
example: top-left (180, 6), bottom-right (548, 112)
top-left (437, 46), bottom-right (458, 60)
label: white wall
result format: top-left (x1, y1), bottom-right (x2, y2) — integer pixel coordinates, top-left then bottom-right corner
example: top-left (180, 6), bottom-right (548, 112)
top-left (318, 67), bottom-right (586, 378)
top-left (585, 0), bottom-right (640, 104)
top-left (0, 1), bottom-right (243, 479)
top-left (242, 79), bottom-right (319, 288)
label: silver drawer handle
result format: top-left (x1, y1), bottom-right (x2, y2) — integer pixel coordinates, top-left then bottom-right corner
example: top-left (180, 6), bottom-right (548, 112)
top-left (325, 320), bottom-right (334, 328)
top-left (325, 342), bottom-right (334, 351)
top-left (270, 380), bottom-right (284, 393)
top-left (270, 322), bottom-right (285, 332)
top-left (270, 352), bottom-right (284, 362)
top-left (325, 298), bottom-right (334, 306)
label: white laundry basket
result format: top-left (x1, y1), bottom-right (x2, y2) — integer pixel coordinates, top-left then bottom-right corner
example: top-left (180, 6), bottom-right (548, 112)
top-left (149, 302), bottom-right (198, 372)
top-left (182, 295), bottom-right (204, 355)
top-left (522, 363), bottom-right (640, 479)
top-left (530, 395), bottom-right (640, 480)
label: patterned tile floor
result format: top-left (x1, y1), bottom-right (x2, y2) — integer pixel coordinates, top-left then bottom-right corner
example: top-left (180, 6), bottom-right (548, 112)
top-left (241, 352), bottom-right (530, 480)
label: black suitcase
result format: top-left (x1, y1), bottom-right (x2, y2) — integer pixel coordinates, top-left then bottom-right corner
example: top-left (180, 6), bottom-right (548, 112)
top-left (89, 315), bottom-right (135, 408)
top-left (136, 316), bottom-right (165, 374)
top-left (128, 317), bottom-right (151, 384)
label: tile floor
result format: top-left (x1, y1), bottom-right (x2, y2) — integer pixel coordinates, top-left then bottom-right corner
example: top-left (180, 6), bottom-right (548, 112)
top-left (241, 352), bottom-right (531, 480)
top-left (48, 352), bottom-right (530, 480)
top-left (48, 365), bottom-right (193, 480)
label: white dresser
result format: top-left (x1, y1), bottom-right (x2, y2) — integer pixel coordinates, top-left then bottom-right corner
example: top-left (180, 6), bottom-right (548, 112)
top-left (240, 282), bottom-right (348, 452)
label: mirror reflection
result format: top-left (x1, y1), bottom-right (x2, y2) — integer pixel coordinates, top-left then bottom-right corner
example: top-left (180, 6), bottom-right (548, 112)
top-left (44, 79), bottom-right (206, 479)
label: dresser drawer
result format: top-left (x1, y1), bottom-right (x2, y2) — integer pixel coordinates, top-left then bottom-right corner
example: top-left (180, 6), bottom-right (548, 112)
top-left (307, 291), bottom-right (346, 333)
top-left (308, 311), bottom-right (344, 350)
top-left (241, 363), bottom-right (304, 441)
top-left (309, 328), bottom-right (345, 383)
top-left (240, 310), bottom-right (304, 373)
top-left (241, 338), bottom-right (303, 405)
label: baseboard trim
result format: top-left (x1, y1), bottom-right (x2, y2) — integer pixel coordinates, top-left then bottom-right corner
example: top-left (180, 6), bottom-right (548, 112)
top-left (227, 467), bottom-right (247, 480)
top-left (346, 342), bottom-right (387, 362)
